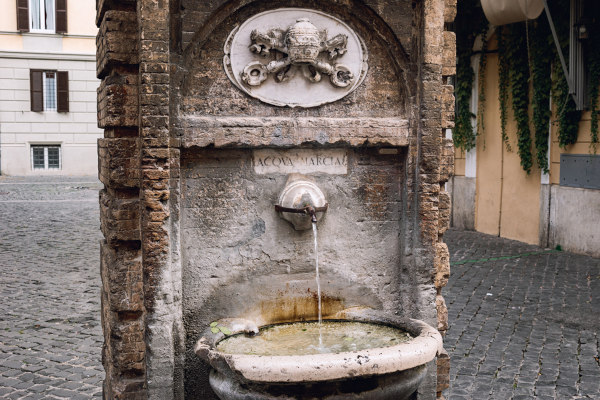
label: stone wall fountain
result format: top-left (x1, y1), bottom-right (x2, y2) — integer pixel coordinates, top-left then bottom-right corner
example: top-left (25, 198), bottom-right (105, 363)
top-left (97, 1), bottom-right (456, 399)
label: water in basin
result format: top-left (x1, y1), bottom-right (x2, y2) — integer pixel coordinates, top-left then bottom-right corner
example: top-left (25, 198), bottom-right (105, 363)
top-left (216, 321), bottom-right (412, 356)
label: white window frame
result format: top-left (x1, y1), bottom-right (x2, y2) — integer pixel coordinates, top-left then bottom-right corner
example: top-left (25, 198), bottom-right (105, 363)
top-left (30, 144), bottom-right (61, 170)
top-left (28, 0), bottom-right (55, 33)
top-left (43, 71), bottom-right (57, 112)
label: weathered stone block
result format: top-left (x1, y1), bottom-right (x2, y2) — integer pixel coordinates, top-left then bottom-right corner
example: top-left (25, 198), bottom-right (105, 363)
top-left (438, 190), bottom-right (451, 234)
top-left (97, 71), bottom-right (139, 129)
top-left (103, 312), bottom-right (146, 396)
top-left (436, 348), bottom-right (450, 393)
top-left (97, 10), bottom-right (139, 78)
top-left (100, 190), bottom-right (140, 242)
top-left (434, 242), bottom-right (450, 288)
top-left (423, 0), bottom-right (445, 65)
top-left (98, 138), bottom-right (140, 189)
top-left (440, 138), bottom-right (455, 183)
top-left (96, 0), bottom-right (136, 27)
top-left (442, 31), bottom-right (456, 76)
top-left (101, 242), bottom-right (144, 312)
top-left (444, 0), bottom-right (457, 23)
top-left (441, 85), bottom-right (455, 129)
top-left (436, 294), bottom-right (448, 331)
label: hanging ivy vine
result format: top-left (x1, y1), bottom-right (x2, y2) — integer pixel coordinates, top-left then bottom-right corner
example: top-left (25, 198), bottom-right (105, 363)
top-left (454, 0), bottom-right (488, 152)
top-left (456, 0), bottom-right (599, 174)
top-left (587, 3), bottom-right (600, 152)
top-left (476, 25), bottom-right (489, 139)
top-left (506, 23), bottom-right (533, 173)
top-left (530, 17), bottom-right (553, 173)
top-left (550, 0), bottom-right (580, 148)
top-left (497, 26), bottom-right (512, 152)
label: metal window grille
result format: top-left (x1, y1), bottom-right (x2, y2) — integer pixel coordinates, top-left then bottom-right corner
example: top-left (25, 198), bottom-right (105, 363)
top-left (43, 71), bottom-right (57, 111)
top-left (32, 146), bottom-right (45, 169)
top-left (47, 147), bottom-right (60, 168)
top-left (31, 145), bottom-right (61, 170)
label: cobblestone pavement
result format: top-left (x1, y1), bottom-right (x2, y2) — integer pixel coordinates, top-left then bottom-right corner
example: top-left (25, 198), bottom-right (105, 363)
top-left (444, 229), bottom-right (600, 399)
top-left (1, 177), bottom-right (599, 399)
top-left (0, 176), bottom-right (103, 399)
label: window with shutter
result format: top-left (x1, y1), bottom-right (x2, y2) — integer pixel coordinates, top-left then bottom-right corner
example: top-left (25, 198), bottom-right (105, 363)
top-left (30, 70), bottom-right (68, 113)
top-left (28, 0), bottom-right (61, 33)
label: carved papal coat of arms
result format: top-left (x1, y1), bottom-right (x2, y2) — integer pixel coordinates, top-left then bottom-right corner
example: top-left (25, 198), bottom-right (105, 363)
top-left (224, 9), bottom-right (368, 108)
top-left (241, 18), bottom-right (354, 88)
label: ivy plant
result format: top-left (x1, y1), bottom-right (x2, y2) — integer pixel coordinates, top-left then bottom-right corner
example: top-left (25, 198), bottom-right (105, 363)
top-left (506, 23), bottom-right (533, 174)
top-left (587, 2), bottom-right (600, 152)
top-left (454, 0), bottom-right (488, 152)
top-left (530, 18), bottom-right (553, 173)
top-left (497, 26), bottom-right (512, 152)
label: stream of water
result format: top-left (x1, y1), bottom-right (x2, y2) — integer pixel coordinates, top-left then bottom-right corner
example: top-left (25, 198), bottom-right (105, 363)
top-left (312, 221), bottom-right (323, 347)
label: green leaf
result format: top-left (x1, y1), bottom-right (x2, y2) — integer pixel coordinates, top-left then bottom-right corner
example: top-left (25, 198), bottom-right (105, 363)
top-left (344, 337), bottom-right (353, 341)
top-left (219, 326), bottom-right (232, 335)
top-left (210, 322), bottom-right (218, 327)
top-left (211, 327), bottom-right (220, 334)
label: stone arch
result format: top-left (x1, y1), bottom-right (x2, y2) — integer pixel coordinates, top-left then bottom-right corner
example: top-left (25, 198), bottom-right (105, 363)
top-left (174, 0), bottom-right (416, 116)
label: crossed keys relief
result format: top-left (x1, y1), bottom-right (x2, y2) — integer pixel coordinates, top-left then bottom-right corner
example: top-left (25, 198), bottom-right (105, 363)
top-left (241, 18), bottom-right (354, 88)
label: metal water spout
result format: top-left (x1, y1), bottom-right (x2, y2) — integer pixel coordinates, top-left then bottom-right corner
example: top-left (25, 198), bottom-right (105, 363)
top-left (275, 174), bottom-right (328, 230)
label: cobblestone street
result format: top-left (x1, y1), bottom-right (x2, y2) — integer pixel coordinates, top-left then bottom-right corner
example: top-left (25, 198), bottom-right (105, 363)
top-left (0, 177), bottom-right (598, 399)
top-left (0, 177), bottom-right (103, 399)
top-left (444, 230), bottom-right (600, 399)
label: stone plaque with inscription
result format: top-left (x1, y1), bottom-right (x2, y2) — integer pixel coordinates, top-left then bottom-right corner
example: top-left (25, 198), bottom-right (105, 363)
top-left (253, 149), bottom-right (348, 175)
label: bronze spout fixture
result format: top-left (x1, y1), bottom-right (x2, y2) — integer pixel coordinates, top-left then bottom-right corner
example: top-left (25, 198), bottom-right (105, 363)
top-left (275, 203), bottom-right (329, 223)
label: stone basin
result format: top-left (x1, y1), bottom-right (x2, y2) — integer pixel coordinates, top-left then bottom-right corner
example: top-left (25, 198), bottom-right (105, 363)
top-left (195, 308), bottom-right (443, 399)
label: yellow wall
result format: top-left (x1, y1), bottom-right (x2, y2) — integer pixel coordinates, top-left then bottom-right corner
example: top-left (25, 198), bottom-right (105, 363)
top-left (454, 149), bottom-right (466, 176)
top-left (62, 37), bottom-right (95, 53)
top-left (452, 31), bottom-right (599, 249)
top-left (0, 0), bottom-right (17, 31)
top-left (0, 0), bottom-right (96, 37)
top-left (0, 35), bottom-right (22, 50)
top-left (67, 0), bottom-right (97, 36)
top-left (474, 43), bottom-right (503, 236)
top-left (470, 34), bottom-right (541, 244)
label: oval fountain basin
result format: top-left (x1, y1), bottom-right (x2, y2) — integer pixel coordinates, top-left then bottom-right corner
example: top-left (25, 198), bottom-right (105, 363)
top-left (195, 309), bottom-right (442, 400)
top-left (217, 321), bottom-right (412, 356)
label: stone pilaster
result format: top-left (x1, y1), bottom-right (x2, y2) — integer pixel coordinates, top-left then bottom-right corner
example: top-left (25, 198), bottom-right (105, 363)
top-left (96, 1), bottom-right (146, 398)
top-left (420, 0), bottom-right (455, 397)
top-left (137, 0), bottom-right (184, 398)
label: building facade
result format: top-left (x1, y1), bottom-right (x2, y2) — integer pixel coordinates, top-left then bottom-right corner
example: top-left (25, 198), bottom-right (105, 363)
top-left (450, 3), bottom-right (600, 257)
top-left (0, 0), bottom-right (100, 176)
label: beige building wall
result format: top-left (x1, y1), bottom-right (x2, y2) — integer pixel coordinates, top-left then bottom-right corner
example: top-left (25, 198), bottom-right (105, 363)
top-left (454, 33), bottom-right (543, 244)
top-left (0, 0), bottom-right (18, 32)
top-left (0, 0), bottom-right (100, 176)
top-left (475, 35), bottom-right (541, 244)
top-left (474, 43), bottom-right (503, 237)
top-left (454, 149), bottom-right (466, 176)
top-left (451, 29), bottom-right (600, 255)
